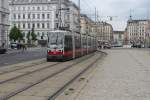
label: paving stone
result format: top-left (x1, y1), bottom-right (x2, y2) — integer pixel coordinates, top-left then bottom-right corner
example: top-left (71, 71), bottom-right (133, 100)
top-left (73, 49), bottom-right (150, 100)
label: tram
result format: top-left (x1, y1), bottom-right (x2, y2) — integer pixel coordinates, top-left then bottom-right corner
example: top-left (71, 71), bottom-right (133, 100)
top-left (47, 30), bottom-right (97, 61)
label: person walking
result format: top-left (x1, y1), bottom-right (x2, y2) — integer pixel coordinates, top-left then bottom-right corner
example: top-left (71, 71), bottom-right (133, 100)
top-left (21, 44), bottom-right (27, 52)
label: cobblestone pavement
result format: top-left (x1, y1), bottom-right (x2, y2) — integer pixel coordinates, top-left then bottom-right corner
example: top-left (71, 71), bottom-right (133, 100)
top-left (74, 49), bottom-right (150, 100)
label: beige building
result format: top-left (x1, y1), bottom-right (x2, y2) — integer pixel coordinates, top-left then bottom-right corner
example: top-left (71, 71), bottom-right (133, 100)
top-left (80, 14), bottom-right (95, 35)
top-left (0, 0), bottom-right (9, 48)
top-left (96, 22), bottom-right (113, 44)
top-left (127, 19), bottom-right (150, 47)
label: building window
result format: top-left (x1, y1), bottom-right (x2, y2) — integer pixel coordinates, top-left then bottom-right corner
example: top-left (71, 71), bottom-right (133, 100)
top-left (37, 7), bottom-right (40, 10)
top-left (41, 32), bottom-right (44, 39)
top-left (47, 23), bottom-right (50, 28)
top-left (18, 14), bottom-right (21, 19)
top-left (42, 23), bottom-right (45, 28)
top-left (23, 7), bottom-right (25, 10)
top-left (28, 14), bottom-right (31, 19)
top-left (32, 23), bottom-right (35, 28)
top-left (23, 24), bottom-right (25, 28)
top-left (56, 13), bottom-right (59, 18)
top-left (37, 14), bottom-right (40, 19)
top-left (23, 14), bottom-right (25, 19)
top-left (28, 23), bottom-right (31, 29)
top-left (47, 14), bottom-right (50, 19)
top-left (55, 23), bottom-right (59, 29)
top-left (14, 14), bottom-right (16, 19)
top-left (18, 24), bottom-right (20, 28)
top-left (32, 14), bottom-right (35, 19)
top-left (42, 14), bottom-right (45, 19)
top-left (37, 23), bottom-right (40, 28)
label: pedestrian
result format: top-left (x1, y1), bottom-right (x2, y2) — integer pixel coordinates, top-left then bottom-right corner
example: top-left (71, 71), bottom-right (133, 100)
top-left (2, 43), bottom-right (5, 48)
top-left (21, 44), bottom-right (27, 52)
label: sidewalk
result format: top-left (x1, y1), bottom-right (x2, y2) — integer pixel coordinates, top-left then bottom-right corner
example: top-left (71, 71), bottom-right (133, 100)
top-left (72, 49), bottom-right (150, 100)
top-left (6, 47), bottom-right (45, 54)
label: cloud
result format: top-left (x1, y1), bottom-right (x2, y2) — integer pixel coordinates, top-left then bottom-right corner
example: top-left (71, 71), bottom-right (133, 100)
top-left (71, 0), bottom-right (150, 30)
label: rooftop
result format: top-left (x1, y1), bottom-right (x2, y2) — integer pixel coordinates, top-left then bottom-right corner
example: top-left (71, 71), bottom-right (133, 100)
top-left (10, 0), bottom-right (69, 5)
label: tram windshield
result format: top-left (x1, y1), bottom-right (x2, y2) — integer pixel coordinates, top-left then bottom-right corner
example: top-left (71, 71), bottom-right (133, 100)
top-left (48, 32), bottom-right (64, 49)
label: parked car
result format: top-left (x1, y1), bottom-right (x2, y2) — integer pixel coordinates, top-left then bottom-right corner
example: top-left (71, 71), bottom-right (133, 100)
top-left (10, 43), bottom-right (18, 49)
top-left (0, 48), bottom-right (7, 54)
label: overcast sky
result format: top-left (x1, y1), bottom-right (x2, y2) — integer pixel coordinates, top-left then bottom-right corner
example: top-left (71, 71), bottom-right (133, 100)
top-left (71, 0), bottom-right (150, 31)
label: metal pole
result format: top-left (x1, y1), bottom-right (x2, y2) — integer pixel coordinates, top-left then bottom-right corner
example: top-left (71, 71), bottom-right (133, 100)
top-left (58, 0), bottom-right (62, 30)
top-left (78, 0), bottom-right (81, 33)
top-left (95, 8), bottom-right (97, 23)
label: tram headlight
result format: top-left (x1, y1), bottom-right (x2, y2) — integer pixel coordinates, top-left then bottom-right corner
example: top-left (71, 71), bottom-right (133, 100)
top-left (47, 50), bottom-right (51, 53)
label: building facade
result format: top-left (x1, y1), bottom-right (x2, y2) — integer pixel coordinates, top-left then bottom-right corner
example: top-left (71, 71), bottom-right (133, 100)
top-left (9, 0), bottom-right (79, 43)
top-left (96, 22), bottom-right (113, 44)
top-left (80, 14), bottom-right (95, 35)
top-left (127, 19), bottom-right (150, 47)
top-left (0, 0), bottom-right (9, 48)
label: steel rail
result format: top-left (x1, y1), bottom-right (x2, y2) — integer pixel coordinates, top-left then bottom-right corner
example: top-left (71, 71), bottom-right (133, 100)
top-left (1, 53), bottom-right (95, 100)
top-left (0, 62), bottom-right (61, 84)
top-left (0, 60), bottom-right (46, 75)
top-left (48, 52), bottom-right (106, 100)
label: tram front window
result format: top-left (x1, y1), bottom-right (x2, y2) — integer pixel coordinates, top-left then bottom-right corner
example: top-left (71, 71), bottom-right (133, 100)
top-left (49, 32), bottom-right (63, 49)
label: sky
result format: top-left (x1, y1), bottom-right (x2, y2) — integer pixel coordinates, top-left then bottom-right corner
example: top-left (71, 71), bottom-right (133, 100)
top-left (71, 0), bottom-right (150, 31)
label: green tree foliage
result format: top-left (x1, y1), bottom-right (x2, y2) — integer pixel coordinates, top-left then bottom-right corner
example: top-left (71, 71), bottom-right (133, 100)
top-left (31, 27), bottom-right (37, 42)
top-left (9, 26), bottom-right (24, 42)
top-left (26, 31), bottom-right (31, 44)
top-left (26, 28), bottom-right (37, 45)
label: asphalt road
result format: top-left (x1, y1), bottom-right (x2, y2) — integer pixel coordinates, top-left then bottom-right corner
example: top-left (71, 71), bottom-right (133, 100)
top-left (0, 47), bottom-right (47, 67)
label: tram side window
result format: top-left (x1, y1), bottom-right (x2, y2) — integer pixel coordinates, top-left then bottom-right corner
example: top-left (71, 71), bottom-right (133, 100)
top-left (88, 37), bottom-right (91, 47)
top-left (83, 37), bottom-right (87, 49)
top-left (75, 36), bottom-right (81, 49)
top-left (65, 36), bottom-right (72, 51)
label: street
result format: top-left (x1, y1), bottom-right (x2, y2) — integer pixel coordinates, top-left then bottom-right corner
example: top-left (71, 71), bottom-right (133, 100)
top-left (63, 48), bottom-right (150, 100)
top-left (0, 47), bottom-right (47, 67)
top-left (1, 48), bottom-right (150, 100)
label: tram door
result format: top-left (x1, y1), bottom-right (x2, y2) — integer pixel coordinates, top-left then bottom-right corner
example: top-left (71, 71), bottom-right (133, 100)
top-left (64, 35), bottom-right (73, 59)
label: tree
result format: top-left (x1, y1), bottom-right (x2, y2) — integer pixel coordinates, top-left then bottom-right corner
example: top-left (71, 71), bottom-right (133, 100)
top-left (22, 32), bottom-right (25, 43)
top-left (26, 31), bottom-right (31, 44)
top-left (26, 28), bottom-right (37, 45)
top-left (31, 27), bottom-right (37, 42)
top-left (9, 26), bottom-right (24, 42)
top-left (18, 28), bottom-right (24, 42)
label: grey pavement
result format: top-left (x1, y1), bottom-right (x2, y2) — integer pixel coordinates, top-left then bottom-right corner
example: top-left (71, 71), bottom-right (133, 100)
top-left (0, 47), bottom-right (47, 67)
top-left (74, 49), bottom-right (150, 100)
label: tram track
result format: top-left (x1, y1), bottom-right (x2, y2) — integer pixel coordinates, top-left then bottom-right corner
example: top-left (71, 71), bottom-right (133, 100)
top-left (48, 52), bottom-right (106, 100)
top-left (0, 60), bottom-right (46, 76)
top-left (0, 53), bottom-right (95, 100)
top-left (0, 62), bottom-right (61, 84)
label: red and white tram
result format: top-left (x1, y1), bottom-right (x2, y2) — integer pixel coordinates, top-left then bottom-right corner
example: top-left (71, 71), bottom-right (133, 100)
top-left (47, 30), bottom-right (97, 61)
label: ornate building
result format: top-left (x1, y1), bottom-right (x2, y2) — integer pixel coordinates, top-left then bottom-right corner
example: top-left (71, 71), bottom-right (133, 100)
top-left (127, 19), bottom-right (150, 47)
top-left (9, 0), bottom-right (80, 43)
top-left (96, 22), bottom-right (113, 44)
top-left (0, 0), bottom-right (9, 48)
